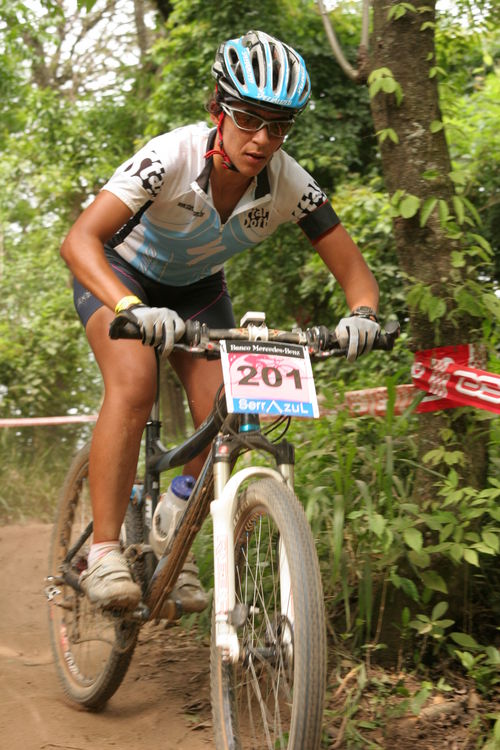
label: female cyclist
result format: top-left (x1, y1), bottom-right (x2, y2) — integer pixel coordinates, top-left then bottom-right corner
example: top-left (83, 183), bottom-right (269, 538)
top-left (61, 30), bottom-right (380, 610)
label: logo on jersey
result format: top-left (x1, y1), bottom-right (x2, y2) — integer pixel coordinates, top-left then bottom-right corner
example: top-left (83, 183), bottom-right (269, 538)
top-left (178, 201), bottom-right (205, 217)
top-left (244, 208), bottom-right (270, 229)
top-left (124, 151), bottom-right (165, 197)
top-left (292, 180), bottom-right (326, 219)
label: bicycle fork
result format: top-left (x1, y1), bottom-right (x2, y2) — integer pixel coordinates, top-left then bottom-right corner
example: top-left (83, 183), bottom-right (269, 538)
top-left (211, 436), bottom-right (295, 663)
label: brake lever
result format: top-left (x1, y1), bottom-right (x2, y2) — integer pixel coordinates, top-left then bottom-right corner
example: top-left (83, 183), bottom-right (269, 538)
top-left (109, 313), bottom-right (141, 340)
top-left (376, 320), bottom-right (400, 350)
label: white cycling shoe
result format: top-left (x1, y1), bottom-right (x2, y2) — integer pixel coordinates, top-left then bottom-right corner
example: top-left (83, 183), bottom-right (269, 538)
top-left (169, 560), bottom-right (210, 614)
top-left (79, 549), bottom-right (141, 610)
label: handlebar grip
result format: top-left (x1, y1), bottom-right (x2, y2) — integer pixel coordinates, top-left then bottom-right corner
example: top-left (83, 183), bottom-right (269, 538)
top-left (109, 313), bottom-right (142, 340)
top-left (375, 320), bottom-right (400, 351)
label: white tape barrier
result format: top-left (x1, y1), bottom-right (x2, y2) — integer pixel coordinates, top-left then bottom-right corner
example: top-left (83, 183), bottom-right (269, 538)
top-left (0, 415), bottom-right (98, 427)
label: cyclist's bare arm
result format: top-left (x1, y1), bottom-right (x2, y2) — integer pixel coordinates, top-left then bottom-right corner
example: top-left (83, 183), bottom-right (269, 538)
top-left (312, 223), bottom-right (379, 313)
top-left (60, 190), bottom-right (134, 312)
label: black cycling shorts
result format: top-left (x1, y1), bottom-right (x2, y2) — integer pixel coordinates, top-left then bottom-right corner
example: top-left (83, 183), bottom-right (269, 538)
top-left (73, 246), bottom-right (235, 329)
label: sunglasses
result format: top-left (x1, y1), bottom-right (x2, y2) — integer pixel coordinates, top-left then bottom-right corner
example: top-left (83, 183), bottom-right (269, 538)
top-left (221, 103), bottom-right (295, 138)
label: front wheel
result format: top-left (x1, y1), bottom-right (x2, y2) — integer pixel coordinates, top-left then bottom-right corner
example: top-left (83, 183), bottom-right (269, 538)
top-left (210, 478), bottom-right (327, 750)
top-left (47, 443), bottom-right (139, 710)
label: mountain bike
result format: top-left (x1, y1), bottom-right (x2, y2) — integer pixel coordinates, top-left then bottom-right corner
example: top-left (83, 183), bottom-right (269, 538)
top-left (46, 311), bottom-right (399, 750)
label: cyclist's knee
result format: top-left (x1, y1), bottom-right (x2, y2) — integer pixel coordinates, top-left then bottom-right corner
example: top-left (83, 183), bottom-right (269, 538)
top-left (105, 363), bottom-right (157, 414)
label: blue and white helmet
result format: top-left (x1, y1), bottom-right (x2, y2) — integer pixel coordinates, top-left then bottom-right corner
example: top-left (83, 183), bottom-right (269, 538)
top-left (212, 30), bottom-right (311, 115)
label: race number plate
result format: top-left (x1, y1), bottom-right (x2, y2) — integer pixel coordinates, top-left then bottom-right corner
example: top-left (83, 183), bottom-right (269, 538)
top-left (220, 340), bottom-right (319, 418)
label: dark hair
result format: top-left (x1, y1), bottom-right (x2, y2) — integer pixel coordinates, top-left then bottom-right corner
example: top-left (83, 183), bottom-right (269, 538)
top-left (205, 90), bottom-right (223, 117)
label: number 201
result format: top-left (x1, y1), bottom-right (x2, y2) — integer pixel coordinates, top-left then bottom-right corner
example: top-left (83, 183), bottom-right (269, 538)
top-left (237, 365), bottom-right (303, 390)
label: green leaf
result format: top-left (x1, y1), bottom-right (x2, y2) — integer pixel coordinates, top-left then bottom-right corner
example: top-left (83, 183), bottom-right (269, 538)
top-left (495, 717), bottom-right (500, 742)
top-left (434, 618), bottom-right (455, 629)
top-left (448, 171), bottom-right (467, 186)
top-left (482, 531), bottom-right (500, 552)
top-left (430, 120), bottom-right (444, 133)
top-left (462, 200), bottom-right (482, 226)
top-left (410, 685), bottom-right (431, 715)
top-left (451, 251), bottom-right (466, 268)
top-left (409, 549), bottom-right (431, 568)
top-left (464, 548), bottom-right (479, 567)
top-left (404, 527), bottom-right (423, 551)
top-left (370, 513), bottom-right (387, 537)
top-left (485, 647), bottom-right (500, 665)
top-left (419, 197), bottom-right (437, 227)
top-left (438, 199), bottom-right (449, 225)
top-left (378, 128), bottom-right (399, 144)
top-left (400, 194), bottom-right (421, 218)
top-left (398, 576), bottom-right (420, 602)
top-left (469, 233), bottom-right (491, 252)
top-left (452, 195), bottom-right (465, 224)
top-left (451, 632), bottom-right (480, 649)
top-left (421, 570), bottom-right (448, 593)
top-left (369, 80), bottom-right (383, 99)
top-left (381, 77), bottom-right (398, 94)
top-left (473, 542), bottom-right (496, 555)
top-left (449, 543), bottom-right (464, 562)
top-left (431, 601), bottom-right (448, 620)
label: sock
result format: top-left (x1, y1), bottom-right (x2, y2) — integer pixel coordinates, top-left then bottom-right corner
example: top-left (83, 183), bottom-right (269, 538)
top-left (88, 541), bottom-right (120, 568)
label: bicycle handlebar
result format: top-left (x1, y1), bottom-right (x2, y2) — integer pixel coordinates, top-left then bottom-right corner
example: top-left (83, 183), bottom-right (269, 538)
top-left (109, 313), bottom-right (400, 357)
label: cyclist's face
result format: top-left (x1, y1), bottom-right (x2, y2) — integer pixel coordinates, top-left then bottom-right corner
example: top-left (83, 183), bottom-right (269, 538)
top-left (214, 104), bottom-right (290, 177)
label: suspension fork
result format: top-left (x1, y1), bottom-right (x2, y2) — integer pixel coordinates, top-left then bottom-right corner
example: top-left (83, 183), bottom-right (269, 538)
top-left (210, 430), bottom-right (295, 663)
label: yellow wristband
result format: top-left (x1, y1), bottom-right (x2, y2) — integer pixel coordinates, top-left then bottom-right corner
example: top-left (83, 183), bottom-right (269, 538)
top-left (114, 295), bottom-right (142, 314)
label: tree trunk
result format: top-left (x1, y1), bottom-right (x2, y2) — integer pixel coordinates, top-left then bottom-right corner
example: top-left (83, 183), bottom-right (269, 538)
top-left (369, 0), bottom-right (487, 495)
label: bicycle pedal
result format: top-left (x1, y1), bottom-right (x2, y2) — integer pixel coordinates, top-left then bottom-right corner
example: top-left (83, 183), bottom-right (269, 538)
top-left (153, 596), bottom-right (183, 623)
top-left (45, 583), bottom-right (61, 602)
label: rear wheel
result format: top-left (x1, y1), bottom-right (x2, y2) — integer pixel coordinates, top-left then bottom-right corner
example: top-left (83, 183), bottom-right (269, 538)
top-left (210, 478), bottom-right (326, 750)
top-left (47, 443), bottom-right (139, 710)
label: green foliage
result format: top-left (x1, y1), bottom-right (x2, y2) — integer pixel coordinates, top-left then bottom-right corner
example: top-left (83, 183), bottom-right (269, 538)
top-left (0, 1), bottom-right (152, 437)
top-left (451, 632), bottom-right (500, 695)
top-left (0, 428), bottom-right (90, 523)
top-left (287, 373), bottom-right (500, 695)
top-left (434, 12), bottom-right (500, 282)
top-left (368, 68), bottom-right (404, 105)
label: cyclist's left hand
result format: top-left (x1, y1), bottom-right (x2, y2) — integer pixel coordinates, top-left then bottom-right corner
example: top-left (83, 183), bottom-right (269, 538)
top-left (335, 314), bottom-right (380, 362)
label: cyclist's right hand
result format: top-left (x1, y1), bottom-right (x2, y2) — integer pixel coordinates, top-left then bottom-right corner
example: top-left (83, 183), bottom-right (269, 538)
top-left (114, 302), bottom-right (185, 356)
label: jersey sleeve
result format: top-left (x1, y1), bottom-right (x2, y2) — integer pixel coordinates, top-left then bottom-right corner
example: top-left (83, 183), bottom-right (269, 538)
top-left (297, 201), bottom-right (340, 243)
top-left (101, 142), bottom-right (167, 213)
top-left (275, 152), bottom-right (340, 242)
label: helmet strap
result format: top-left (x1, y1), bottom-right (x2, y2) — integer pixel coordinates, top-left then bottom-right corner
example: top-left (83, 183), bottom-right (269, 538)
top-left (204, 112), bottom-right (239, 172)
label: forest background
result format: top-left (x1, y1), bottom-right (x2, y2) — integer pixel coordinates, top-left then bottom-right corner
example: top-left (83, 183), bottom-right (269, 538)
top-left (0, 0), bottom-right (499, 746)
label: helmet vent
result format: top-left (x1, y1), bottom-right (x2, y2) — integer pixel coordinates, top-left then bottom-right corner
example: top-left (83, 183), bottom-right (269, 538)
top-left (251, 50), bottom-right (261, 86)
top-left (272, 59), bottom-right (280, 91)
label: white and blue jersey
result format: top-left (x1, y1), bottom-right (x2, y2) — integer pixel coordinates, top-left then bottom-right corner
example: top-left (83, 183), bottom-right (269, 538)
top-left (103, 123), bottom-right (339, 286)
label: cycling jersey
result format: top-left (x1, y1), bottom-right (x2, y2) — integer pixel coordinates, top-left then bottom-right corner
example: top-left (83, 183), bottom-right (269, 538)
top-left (103, 123), bottom-right (339, 287)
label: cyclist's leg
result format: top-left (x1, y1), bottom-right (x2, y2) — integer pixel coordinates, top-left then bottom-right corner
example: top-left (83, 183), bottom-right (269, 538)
top-left (80, 305), bottom-right (156, 607)
top-left (86, 305), bottom-right (157, 543)
top-left (169, 352), bottom-right (224, 477)
top-left (167, 269), bottom-right (234, 478)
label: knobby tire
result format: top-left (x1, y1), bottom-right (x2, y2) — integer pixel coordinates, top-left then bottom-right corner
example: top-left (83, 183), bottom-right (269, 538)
top-left (47, 443), bottom-right (139, 710)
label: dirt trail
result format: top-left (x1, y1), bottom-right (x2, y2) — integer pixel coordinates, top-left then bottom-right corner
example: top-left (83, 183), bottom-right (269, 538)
top-left (0, 523), bottom-right (213, 750)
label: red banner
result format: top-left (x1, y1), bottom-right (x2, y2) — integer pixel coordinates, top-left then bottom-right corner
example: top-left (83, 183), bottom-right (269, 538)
top-left (412, 344), bottom-right (500, 414)
top-left (344, 384), bottom-right (420, 417)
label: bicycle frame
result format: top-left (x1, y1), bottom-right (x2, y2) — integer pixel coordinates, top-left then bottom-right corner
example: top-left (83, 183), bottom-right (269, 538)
top-left (141, 359), bottom-right (297, 662)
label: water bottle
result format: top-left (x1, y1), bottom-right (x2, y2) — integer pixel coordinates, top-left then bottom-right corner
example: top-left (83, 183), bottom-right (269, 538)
top-left (149, 475), bottom-right (195, 557)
